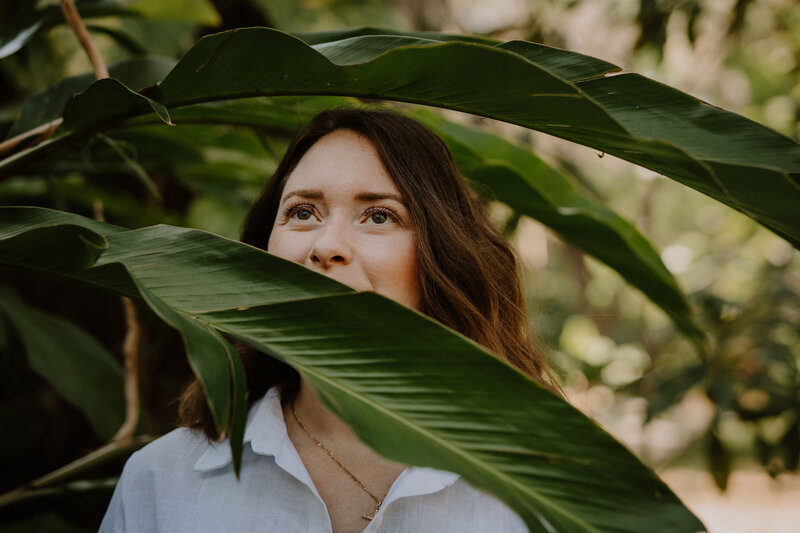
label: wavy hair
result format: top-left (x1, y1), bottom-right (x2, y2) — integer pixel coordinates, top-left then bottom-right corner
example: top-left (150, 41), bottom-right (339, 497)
top-left (179, 108), bottom-right (557, 439)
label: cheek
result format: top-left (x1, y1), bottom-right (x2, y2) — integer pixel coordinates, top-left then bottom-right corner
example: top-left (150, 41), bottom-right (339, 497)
top-left (267, 228), bottom-right (307, 262)
top-left (369, 235), bottom-right (421, 309)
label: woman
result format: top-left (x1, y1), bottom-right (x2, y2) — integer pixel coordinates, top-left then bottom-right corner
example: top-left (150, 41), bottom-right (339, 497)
top-left (100, 108), bottom-right (556, 532)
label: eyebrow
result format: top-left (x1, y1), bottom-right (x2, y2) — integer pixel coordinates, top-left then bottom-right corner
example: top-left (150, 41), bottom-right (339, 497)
top-left (355, 192), bottom-right (405, 204)
top-left (282, 189), bottom-right (324, 202)
top-left (281, 189), bottom-right (406, 205)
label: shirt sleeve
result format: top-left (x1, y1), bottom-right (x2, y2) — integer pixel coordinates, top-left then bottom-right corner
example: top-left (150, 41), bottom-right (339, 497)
top-left (99, 460), bottom-right (131, 533)
top-left (96, 428), bottom-right (207, 533)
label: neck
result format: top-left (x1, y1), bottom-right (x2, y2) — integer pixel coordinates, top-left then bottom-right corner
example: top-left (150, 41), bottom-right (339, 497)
top-left (286, 378), bottom-right (356, 441)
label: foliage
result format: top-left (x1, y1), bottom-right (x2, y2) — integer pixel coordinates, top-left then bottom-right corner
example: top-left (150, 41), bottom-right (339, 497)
top-left (0, 0), bottom-right (798, 530)
top-left (0, 206), bottom-right (703, 532)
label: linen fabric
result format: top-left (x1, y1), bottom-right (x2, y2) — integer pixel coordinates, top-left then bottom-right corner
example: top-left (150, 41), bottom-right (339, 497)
top-left (99, 388), bottom-right (527, 532)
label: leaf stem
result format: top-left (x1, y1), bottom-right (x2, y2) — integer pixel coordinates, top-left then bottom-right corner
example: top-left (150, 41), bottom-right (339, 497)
top-left (0, 119), bottom-right (62, 156)
top-left (0, 435), bottom-right (153, 509)
top-left (60, 0), bottom-right (109, 79)
top-left (0, 0), bottom-right (110, 158)
top-left (112, 297), bottom-right (142, 441)
top-left (91, 201), bottom-right (144, 442)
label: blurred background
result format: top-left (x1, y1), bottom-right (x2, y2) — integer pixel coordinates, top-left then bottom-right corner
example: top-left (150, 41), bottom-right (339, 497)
top-left (1, 0), bottom-right (798, 531)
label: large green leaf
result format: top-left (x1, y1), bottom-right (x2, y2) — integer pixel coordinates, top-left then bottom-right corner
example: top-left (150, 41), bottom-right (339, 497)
top-left (63, 78), bottom-right (172, 131)
top-left (0, 206), bottom-right (705, 532)
top-left (131, 277), bottom-right (248, 473)
top-left (0, 286), bottom-right (124, 440)
top-left (413, 110), bottom-right (705, 350)
top-left (5, 27), bottom-right (793, 247)
top-left (0, 210), bottom-right (245, 469)
top-left (153, 29), bottom-right (800, 247)
top-left (62, 95), bottom-right (703, 349)
top-left (6, 56), bottom-right (176, 138)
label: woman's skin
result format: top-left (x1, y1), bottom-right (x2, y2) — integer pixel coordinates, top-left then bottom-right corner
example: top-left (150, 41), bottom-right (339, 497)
top-left (267, 129), bottom-right (417, 532)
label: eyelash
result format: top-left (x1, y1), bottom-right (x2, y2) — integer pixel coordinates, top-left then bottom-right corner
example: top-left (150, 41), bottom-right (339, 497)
top-left (282, 202), bottom-right (316, 220)
top-left (282, 202), bottom-right (402, 224)
top-left (363, 205), bottom-right (401, 224)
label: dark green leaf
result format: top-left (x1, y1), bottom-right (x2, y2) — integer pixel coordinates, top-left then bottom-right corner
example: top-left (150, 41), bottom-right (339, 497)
top-left (413, 110), bottom-right (705, 351)
top-left (5, 27), bottom-right (796, 249)
top-left (7, 56), bottom-right (176, 138)
top-left (0, 433), bottom-right (153, 510)
top-left (113, 95), bottom-right (704, 348)
top-left (0, 206), bottom-right (705, 532)
top-left (62, 78), bottom-right (171, 132)
top-left (126, 279), bottom-right (246, 474)
top-left (294, 27), bottom-right (499, 46)
top-left (152, 29), bottom-right (798, 249)
top-left (297, 29), bottom-right (617, 81)
top-left (0, 286), bottom-right (124, 440)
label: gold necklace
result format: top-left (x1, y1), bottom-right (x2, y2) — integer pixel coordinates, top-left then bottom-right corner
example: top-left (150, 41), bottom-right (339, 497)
top-left (291, 405), bottom-right (382, 521)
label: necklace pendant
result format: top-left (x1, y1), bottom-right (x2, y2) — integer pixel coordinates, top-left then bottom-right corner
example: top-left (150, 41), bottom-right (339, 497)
top-left (362, 503), bottom-right (381, 521)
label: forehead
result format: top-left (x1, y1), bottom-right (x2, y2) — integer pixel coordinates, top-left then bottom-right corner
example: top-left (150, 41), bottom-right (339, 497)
top-left (283, 129), bottom-right (400, 194)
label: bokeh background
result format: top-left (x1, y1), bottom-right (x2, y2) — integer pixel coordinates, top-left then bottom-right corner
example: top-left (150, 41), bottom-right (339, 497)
top-left (1, 1), bottom-right (798, 531)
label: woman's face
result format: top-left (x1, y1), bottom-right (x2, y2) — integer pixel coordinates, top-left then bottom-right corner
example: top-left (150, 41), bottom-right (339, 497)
top-left (267, 129), bottom-right (422, 310)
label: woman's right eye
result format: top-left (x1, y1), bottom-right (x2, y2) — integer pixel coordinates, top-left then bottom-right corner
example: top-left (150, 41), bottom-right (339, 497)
top-left (294, 208), bottom-right (313, 220)
top-left (283, 203), bottom-right (317, 222)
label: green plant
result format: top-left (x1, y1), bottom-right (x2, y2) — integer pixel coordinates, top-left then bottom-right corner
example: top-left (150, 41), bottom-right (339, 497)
top-left (1, 1), bottom-right (799, 531)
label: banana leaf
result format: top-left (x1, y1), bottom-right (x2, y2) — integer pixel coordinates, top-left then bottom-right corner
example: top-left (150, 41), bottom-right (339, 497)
top-left (6, 26), bottom-right (786, 249)
top-left (5, 90), bottom-right (706, 351)
top-left (0, 205), bottom-right (705, 533)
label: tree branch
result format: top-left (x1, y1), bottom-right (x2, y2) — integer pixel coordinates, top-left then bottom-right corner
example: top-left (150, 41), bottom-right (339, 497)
top-left (91, 201), bottom-right (144, 442)
top-left (0, 2), bottom-right (108, 159)
top-left (112, 297), bottom-right (142, 442)
top-left (0, 435), bottom-right (154, 509)
top-left (0, 119), bottom-right (62, 156)
top-left (60, 0), bottom-right (109, 79)
top-left (90, 200), bottom-right (145, 442)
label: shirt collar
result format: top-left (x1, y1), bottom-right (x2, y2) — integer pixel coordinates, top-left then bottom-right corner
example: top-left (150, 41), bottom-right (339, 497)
top-left (193, 388), bottom-right (285, 472)
top-left (192, 388), bottom-right (460, 498)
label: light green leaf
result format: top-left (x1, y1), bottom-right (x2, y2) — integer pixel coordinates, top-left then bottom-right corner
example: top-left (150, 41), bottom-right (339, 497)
top-left (129, 0), bottom-right (221, 25)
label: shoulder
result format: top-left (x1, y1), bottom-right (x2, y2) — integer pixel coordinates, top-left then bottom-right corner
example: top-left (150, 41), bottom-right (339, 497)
top-left (113, 426), bottom-right (217, 504)
top-left (99, 428), bottom-right (220, 533)
top-left (431, 478), bottom-right (528, 532)
top-left (385, 469), bottom-right (527, 532)
top-left (124, 427), bottom-right (210, 477)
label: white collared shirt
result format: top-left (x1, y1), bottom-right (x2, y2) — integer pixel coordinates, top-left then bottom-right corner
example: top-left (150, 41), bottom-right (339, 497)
top-left (100, 388), bottom-right (527, 532)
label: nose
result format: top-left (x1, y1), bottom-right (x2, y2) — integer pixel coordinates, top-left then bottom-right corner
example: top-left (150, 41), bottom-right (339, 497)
top-left (309, 220), bottom-right (351, 268)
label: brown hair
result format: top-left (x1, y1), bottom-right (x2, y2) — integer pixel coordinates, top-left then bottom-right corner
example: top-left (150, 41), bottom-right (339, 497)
top-left (179, 108), bottom-right (557, 439)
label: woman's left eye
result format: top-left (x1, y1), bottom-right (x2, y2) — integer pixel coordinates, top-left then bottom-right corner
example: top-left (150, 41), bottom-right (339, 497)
top-left (363, 207), bottom-right (398, 225)
top-left (370, 212), bottom-right (388, 224)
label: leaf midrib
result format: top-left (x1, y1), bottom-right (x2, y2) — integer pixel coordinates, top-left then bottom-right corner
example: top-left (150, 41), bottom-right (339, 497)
top-left (286, 354), bottom-right (601, 533)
